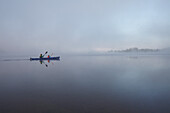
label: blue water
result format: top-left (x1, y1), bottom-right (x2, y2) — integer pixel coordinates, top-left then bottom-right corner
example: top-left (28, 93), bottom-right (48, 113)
top-left (0, 55), bottom-right (170, 113)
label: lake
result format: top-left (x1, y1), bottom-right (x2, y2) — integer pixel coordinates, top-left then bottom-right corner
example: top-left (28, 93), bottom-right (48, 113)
top-left (0, 55), bottom-right (170, 113)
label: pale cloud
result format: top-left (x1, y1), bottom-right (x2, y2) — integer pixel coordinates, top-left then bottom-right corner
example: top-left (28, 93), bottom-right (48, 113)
top-left (0, 0), bottom-right (170, 55)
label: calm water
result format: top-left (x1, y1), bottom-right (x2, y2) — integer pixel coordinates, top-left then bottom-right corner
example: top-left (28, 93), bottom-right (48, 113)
top-left (0, 55), bottom-right (170, 113)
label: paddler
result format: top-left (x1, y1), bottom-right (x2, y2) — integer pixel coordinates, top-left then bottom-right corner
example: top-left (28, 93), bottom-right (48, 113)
top-left (40, 51), bottom-right (48, 58)
top-left (40, 54), bottom-right (44, 58)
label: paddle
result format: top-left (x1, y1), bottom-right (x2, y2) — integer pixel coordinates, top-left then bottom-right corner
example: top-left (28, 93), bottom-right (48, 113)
top-left (42, 51), bottom-right (48, 57)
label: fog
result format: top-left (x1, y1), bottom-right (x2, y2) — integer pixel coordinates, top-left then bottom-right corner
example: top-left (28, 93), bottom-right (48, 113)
top-left (0, 0), bottom-right (170, 56)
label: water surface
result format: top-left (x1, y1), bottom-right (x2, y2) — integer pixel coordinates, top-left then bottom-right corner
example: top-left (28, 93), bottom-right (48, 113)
top-left (0, 55), bottom-right (170, 113)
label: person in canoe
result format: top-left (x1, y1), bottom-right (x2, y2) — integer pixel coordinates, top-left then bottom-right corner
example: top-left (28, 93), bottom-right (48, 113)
top-left (48, 55), bottom-right (50, 58)
top-left (40, 54), bottom-right (44, 58)
top-left (39, 51), bottom-right (48, 58)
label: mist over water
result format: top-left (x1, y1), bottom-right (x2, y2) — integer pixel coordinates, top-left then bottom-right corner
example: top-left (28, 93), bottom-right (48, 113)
top-left (1, 0), bottom-right (170, 112)
top-left (0, 55), bottom-right (170, 113)
top-left (1, 0), bottom-right (170, 54)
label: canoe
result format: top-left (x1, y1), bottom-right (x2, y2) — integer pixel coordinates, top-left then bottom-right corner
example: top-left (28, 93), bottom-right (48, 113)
top-left (30, 56), bottom-right (60, 60)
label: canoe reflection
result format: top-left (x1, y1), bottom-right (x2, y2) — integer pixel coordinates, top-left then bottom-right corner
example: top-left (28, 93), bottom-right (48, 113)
top-left (30, 59), bottom-right (60, 67)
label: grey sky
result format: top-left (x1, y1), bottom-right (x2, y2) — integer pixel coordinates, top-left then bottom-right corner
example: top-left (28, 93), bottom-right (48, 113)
top-left (0, 0), bottom-right (170, 55)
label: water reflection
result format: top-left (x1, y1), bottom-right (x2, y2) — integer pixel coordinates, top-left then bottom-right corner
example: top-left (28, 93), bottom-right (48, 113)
top-left (39, 60), bottom-right (58, 67)
top-left (39, 60), bottom-right (48, 67)
top-left (30, 59), bottom-right (60, 67)
top-left (0, 55), bottom-right (170, 113)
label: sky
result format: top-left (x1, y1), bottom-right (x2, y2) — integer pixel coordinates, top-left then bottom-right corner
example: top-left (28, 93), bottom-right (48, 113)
top-left (0, 0), bottom-right (170, 55)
